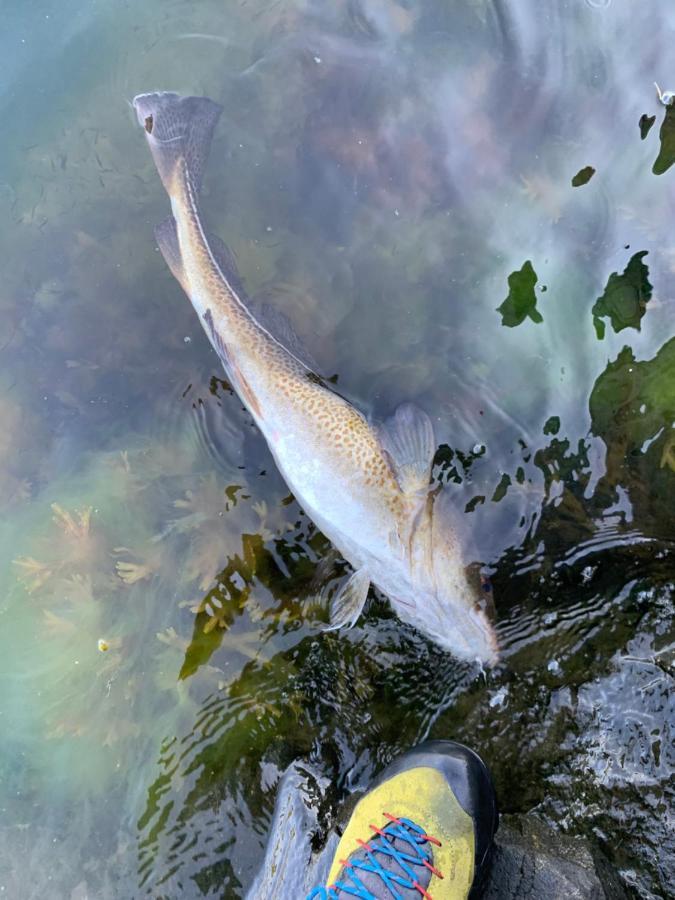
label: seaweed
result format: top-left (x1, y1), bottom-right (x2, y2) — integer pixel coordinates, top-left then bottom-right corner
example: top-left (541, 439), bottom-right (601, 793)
top-left (497, 260), bottom-right (542, 327)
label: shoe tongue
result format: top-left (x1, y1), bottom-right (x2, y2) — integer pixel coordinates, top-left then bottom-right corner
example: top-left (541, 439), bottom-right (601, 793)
top-left (334, 822), bottom-right (432, 899)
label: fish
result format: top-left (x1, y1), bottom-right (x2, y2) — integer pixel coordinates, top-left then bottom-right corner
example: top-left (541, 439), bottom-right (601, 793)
top-left (132, 92), bottom-right (499, 665)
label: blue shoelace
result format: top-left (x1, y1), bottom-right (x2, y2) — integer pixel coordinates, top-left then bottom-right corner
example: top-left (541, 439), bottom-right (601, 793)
top-left (307, 812), bottom-right (442, 899)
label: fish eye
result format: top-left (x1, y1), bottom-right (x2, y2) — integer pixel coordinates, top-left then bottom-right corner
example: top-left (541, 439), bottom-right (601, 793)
top-left (473, 571), bottom-right (496, 620)
top-left (144, 115), bottom-right (154, 134)
top-left (465, 564), bottom-right (494, 610)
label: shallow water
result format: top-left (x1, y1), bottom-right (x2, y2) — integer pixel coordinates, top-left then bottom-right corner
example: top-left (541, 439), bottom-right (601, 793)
top-left (0, 1), bottom-right (673, 897)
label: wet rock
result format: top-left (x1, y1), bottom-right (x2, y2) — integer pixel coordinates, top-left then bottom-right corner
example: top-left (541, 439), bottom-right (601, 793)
top-left (482, 814), bottom-right (624, 900)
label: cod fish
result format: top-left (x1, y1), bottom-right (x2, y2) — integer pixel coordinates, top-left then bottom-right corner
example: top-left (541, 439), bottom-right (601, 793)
top-left (133, 92), bottom-right (498, 665)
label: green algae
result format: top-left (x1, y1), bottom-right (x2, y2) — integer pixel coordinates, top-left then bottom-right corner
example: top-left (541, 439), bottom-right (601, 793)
top-left (653, 104), bottom-right (675, 174)
top-left (592, 251), bottom-right (652, 339)
top-left (497, 261), bottom-right (542, 327)
top-left (571, 165), bottom-right (596, 187)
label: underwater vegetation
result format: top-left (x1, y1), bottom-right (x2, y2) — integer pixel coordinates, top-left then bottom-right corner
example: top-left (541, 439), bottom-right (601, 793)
top-left (571, 165), bottom-right (596, 187)
top-left (496, 260), bottom-right (542, 327)
top-left (592, 251), bottom-right (652, 339)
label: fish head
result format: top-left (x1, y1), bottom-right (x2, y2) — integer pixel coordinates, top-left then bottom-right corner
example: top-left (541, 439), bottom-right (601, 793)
top-left (419, 564), bottom-right (499, 667)
top-left (423, 487), bottom-right (500, 666)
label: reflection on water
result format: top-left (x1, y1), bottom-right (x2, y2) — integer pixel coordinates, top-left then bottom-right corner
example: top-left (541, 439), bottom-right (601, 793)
top-left (0, 0), bottom-right (673, 897)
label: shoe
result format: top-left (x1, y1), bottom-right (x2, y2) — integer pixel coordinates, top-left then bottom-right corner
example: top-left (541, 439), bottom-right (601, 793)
top-left (306, 739), bottom-right (498, 899)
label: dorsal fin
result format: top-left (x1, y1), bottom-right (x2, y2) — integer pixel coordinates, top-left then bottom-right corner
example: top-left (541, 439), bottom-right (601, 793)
top-left (205, 239), bottom-right (322, 374)
top-left (202, 308), bottom-right (262, 418)
top-left (378, 402), bottom-right (436, 495)
top-left (158, 212), bottom-right (322, 380)
top-left (249, 300), bottom-right (322, 374)
top-left (206, 232), bottom-right (247, 297)
top-left (202, 308), bottom-right (231, 367)
top-left (155, 216), bottom-right (247, 298)
top-left (155, 216), bottom-right (187, 291)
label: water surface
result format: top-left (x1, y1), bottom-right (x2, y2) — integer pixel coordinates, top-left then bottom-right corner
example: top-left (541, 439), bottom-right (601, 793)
top-left (0, 1), bottom-right (673, 897)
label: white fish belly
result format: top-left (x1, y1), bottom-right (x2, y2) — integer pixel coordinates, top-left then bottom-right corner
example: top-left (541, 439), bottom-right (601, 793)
top-left (269, 429), bottom-right (397, 565)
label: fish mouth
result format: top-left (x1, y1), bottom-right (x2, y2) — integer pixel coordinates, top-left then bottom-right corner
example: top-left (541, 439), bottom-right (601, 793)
top-left (416, 596), bottom-right (499, 667)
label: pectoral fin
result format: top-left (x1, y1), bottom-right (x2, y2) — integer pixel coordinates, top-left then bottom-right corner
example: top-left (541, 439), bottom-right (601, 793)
top-left (323, 567), bottom-right (370, 631)
top-left (378, 402), bottom-right (436, 495)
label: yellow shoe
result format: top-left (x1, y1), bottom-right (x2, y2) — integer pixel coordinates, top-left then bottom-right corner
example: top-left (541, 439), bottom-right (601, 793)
top-left (306, 740), bottom-right (498, 899)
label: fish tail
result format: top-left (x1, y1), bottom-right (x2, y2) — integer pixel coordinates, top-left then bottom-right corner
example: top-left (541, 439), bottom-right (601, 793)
top-left (132, 92), bottom-right (222, 198)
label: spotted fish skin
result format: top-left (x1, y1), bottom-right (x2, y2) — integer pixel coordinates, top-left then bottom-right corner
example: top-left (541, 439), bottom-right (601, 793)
top-left (133, 92), bottom-right (498, 665)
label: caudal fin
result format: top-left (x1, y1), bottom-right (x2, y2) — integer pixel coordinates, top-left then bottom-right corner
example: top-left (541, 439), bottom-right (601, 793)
top-left (133, 92), bottom-right (222, 196)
